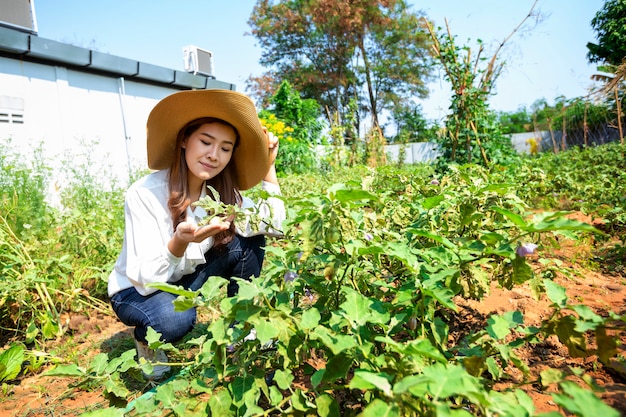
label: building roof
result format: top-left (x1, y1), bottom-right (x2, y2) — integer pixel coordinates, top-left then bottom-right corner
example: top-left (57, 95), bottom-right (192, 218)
top-left (0, 25), bottom-right (235, 91)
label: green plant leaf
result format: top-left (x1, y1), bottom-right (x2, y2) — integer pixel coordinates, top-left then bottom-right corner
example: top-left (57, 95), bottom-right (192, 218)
top-left (490, 207), bottom-right (528, 228)
top-left (43, 363), bottom-right (84, 377)
top-left (332, 188), bottom-right (377, 203)
top-left (421, 363), bottom-right (486, 404)
top-left (104, 372), bottom-right (131, 399)
top-left (273, 369), bottom-right (294, 391)
top-left (311, 368), bottom-right (325, 388)
top-left (486, 311), bottom-right (524, 340)
top-left (40, 311), bottom-right (60, 339)
top-left (552, 381), bottom-right (620, 417)
top-left (208, 389), bottom-right (234, 417)
top-left (315, 393), bottom-right (340, 417)
top-left (172, 295), bottom-right (196, 312)
top-left (348, 370), bottom-right (393, 397)
top-left (486, 315), bottom-right (512, 340)
top-left (408, 229), bottom-right (457, 250)
top-left (146, 282), bottom-right (198, 298)
top-left (596, 325), bottom-right (618, 364)
top-left (393, 374), bottom-right (429, 396)
top-left (310, 327), bottom-right (357, 355)
top-left (378, 336), bottom-right (448, 364)
top-left (360, 398), bottom-right (400, 417)
top-left (480, 232), bottom-right (506, 245)
top-left (544, 279), bottom-right (568, 308)
top-left (90, 352), bottom-right (110, 375)
top-left (300, 307), bottom-right (321, 330)
top-left (255, 318), bottom-right (280, 343)
top-left (230, 375), bottom-right (259, 410)
top-left (0, 344), bottom-right (25, 382)
top-left (527, 212), bottom-right (603, 234)
top-left (435, 403), bottom-right (474, 416)
top-left (422, 285), bottom-right (457, 311)
top-left (340, 288), bottom-right (390, 327)
top-left (569, 304), bottom-right (604, 332)
top-left (267, 386), bottom-right (284, 407)
top-left (485, 357), bottom-right (503, 380)
top-left (512, 254), bottom-right (533, 284)
top-left (321, 353), bottom-right (352, 383)
top-left (200, 275), bottom-right (229, 300)
top-left (421, 195), bottom-right (445, 210)
top-left (539, 368), bottom-right (564, 387)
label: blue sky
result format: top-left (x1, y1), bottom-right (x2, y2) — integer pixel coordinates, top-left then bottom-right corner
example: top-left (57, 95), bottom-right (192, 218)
top-left (33, 0), bottom-right (604, 121)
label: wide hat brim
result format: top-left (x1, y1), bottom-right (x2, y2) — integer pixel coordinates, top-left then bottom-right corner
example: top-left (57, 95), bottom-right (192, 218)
top-left (146, 89), bottom-right (270, 190)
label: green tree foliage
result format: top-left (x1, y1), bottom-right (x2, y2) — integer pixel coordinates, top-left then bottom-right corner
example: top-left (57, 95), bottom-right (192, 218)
top-left (496, 107), bottom-right (533, 134)
top-left (587, 0), bottom-right (626, 66)
top-left (248, 0), bottom-right (433, 133)
top-left (271, 80), bottom-right (325, 145)
top-left (260, 81), bottom-right (323, 175)
top-left (586, 0), bottom-right (626, 146)
top-left (390, 101), bottom-right (431, 142)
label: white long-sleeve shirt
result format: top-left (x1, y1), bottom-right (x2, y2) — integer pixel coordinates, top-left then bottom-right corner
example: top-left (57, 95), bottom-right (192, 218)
top-left (107, 169), bottom-right (285, 297)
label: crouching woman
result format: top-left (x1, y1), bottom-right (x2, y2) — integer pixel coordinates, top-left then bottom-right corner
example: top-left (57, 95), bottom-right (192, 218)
top-left (107, 90), bottom-right (285, 379)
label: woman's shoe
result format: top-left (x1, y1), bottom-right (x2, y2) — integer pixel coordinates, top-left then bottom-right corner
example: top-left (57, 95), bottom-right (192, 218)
top-left (135, 340), bottom-right (171, 380)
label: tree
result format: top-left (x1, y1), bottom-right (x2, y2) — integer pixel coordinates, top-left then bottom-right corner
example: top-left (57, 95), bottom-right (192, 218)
top-left (247, 0), bottom-right (433, 136)
top-left (348, 0), bottom-right (433, 131)
top-left (391, 101), bottom-right (429, 142)
top-left (587, 0), bottom-right (626, 66)
top-left (271, 80), bottom-right (324, 145)
top-left (425, 0), bottom-right (539, 167)
top-left (587, 0), bottom-right (626, 145)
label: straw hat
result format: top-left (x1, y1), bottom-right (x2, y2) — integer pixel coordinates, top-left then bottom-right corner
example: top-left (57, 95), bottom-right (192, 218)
top-left (146, 89), bottom-right (270, 190)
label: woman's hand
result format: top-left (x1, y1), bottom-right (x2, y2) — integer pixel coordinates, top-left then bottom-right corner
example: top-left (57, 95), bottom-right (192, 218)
top-left (262, 127), bottom-right (279, 185)
top-left (168, 219), bottom-right (231, 257)
top-left (267, 130), bottom-right (279, 165)
top-left (176, 220), bottom-right (230, 243)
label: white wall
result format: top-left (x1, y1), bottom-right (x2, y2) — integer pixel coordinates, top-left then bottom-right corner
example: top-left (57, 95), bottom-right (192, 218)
top-left (0, 56), bottom-right (176, 186)
top-left (385, 142), bottom-right (441, 164)
top-left (509, 131), bottom-right (551, 154)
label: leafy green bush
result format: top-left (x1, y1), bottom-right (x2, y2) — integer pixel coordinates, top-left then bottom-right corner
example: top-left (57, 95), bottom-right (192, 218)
top-left (60, 161), bottom-right (621, 416)
top-left (506, 142), bottom-right (626, 233)
top-left (0, 140), bottom-right (52, 237)
top-left (260, 80), bottom-right (325, 176)
top-left (2, 137), bottom-right (624, 416)
top-left (0, 141), bottom-right (125, 345)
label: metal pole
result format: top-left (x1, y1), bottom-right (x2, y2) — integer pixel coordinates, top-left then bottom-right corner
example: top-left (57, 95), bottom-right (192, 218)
top-left (118, 77), bottom-right (132, 181)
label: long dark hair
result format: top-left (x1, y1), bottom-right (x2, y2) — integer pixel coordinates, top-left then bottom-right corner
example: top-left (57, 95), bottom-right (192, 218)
top-left (167, 117), bottom-right (241, 248)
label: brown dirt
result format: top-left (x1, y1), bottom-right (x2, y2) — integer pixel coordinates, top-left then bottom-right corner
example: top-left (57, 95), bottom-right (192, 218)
top-left (1, 212), bottom-right (625, 416)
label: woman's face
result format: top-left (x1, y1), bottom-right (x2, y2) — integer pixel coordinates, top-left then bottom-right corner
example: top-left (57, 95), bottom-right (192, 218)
top-left (182, 122), bottom-right (236, 184)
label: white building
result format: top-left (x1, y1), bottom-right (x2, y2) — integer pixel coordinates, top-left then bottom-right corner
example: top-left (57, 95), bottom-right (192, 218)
top-left (0, 3), bottom-right (235, 185)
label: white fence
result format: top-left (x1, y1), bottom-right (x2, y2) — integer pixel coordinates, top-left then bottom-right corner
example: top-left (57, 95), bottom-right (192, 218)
top-left (319, 133), bottom-right (544, 166)
top-left (385, 132), bottom-right (550, 164)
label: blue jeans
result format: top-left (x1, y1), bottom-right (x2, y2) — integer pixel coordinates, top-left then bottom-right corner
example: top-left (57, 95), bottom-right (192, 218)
top-left (110, 235), bottom-right (265, 343)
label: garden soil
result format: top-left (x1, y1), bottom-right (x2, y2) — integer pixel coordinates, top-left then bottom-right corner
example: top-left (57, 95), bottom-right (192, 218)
top-left (1, 212), bottom-right (625, 416)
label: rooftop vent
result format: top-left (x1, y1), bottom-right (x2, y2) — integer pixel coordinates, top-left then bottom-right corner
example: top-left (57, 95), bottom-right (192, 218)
top-left (183, 45), bottom-right (215, 78)
top-left (0, 0), bottom-right (37, 34)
